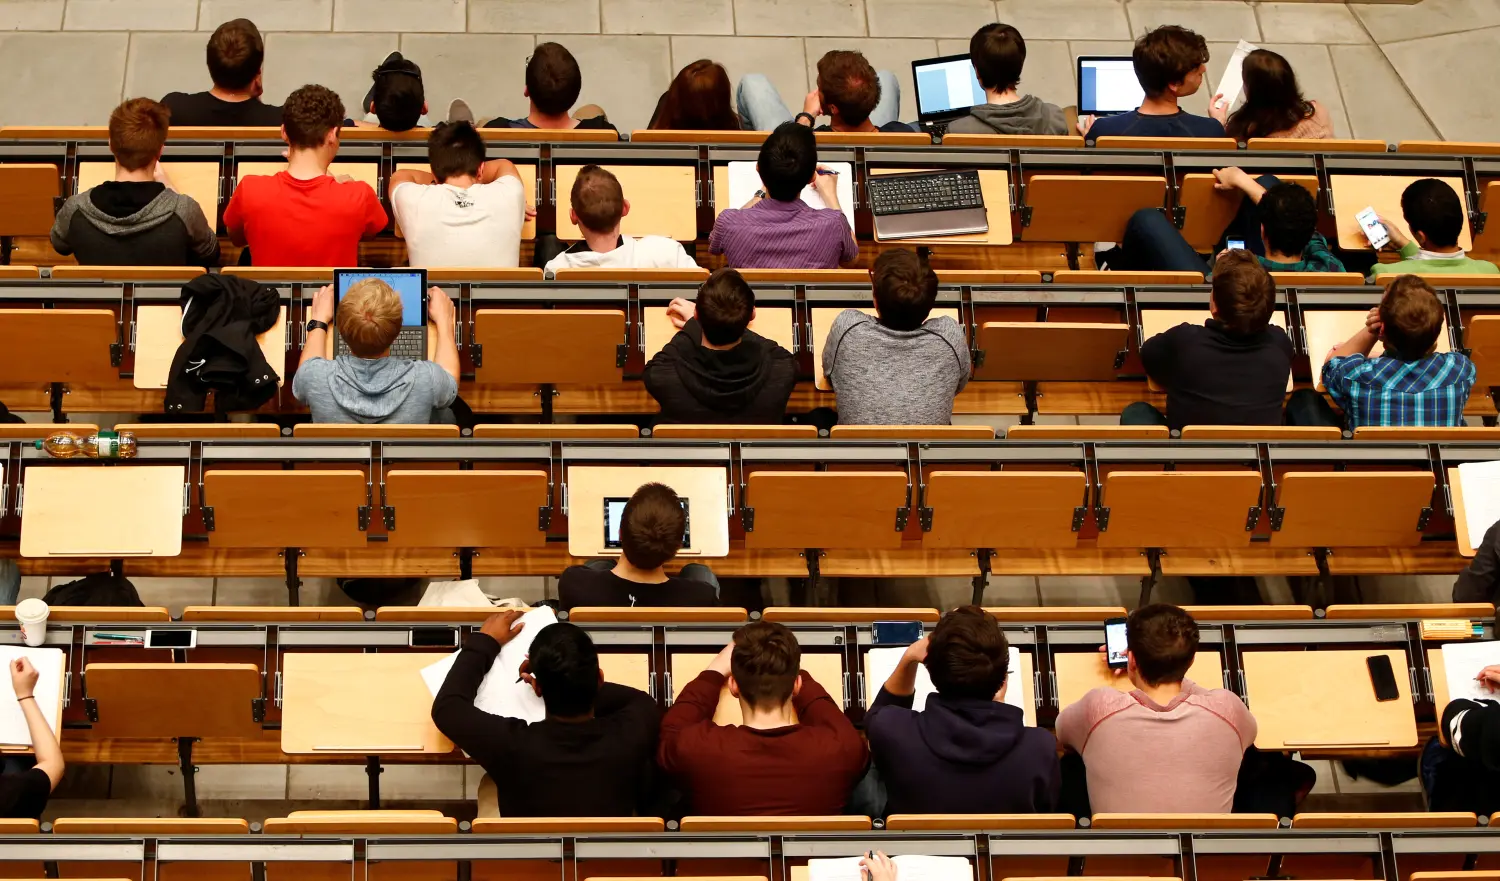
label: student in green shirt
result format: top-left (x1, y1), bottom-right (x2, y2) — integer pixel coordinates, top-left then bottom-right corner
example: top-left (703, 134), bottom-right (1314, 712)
top-left (1372, 179), bottom-right (1500, 279)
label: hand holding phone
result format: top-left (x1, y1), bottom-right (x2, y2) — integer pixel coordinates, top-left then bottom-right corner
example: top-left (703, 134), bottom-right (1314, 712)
top-left (1226, 238), bottom-right (1246, 251)
top-left (1356, 206), bottom-right (1390, 250)
top-left (1104, 616), bottom-right (1128, 670)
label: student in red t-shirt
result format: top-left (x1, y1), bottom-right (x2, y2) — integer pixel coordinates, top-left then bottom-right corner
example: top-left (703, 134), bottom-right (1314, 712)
top-left (223, 84), bottom-right (387, 266)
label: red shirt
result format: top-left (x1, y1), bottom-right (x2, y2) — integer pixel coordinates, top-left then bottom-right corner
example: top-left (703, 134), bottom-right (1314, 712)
top-left (223, 171), bottom-right (387, 266)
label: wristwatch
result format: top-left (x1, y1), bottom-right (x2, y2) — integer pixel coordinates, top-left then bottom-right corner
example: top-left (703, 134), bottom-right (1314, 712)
top-left (795, 112), bottom-right (817, 126)
top-left (305, 319), bottom-right (330, 334)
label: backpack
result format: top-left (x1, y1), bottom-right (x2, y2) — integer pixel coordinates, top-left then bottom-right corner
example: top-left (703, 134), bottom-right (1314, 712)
top-left (42, 573), bottom-right (144, 607)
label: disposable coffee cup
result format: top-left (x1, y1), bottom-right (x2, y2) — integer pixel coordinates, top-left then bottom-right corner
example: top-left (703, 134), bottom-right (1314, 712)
top-left (14, 598), bottom-right (48, 647)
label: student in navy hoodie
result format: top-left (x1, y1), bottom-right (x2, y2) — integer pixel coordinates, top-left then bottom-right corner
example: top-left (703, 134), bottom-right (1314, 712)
top-left (864, 605), bottom-right (1060, 814)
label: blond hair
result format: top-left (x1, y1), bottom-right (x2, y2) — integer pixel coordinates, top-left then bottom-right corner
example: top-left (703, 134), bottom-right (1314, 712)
top-left (337, 278), bottom-right (402, 357)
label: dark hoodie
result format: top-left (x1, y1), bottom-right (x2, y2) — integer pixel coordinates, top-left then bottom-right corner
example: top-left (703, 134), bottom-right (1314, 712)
top-left (945, 95), bottom-right (1068, 137)
top-left (865, 687), bottom-right (1060, 815)
top-left (50, 181), bottom-right (219, 267)
top-left (642, 318), bottom-right (797, 424)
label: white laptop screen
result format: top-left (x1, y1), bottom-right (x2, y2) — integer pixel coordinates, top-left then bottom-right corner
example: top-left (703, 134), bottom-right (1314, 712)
top-left (914, 56), bottom-right (985, 118)
top-left (1078, 57), bottom-right (1145, 115)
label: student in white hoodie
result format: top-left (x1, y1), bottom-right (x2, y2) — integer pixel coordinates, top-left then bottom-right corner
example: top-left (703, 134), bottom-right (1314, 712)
top-left (543, 165), bottom-right (700, 278)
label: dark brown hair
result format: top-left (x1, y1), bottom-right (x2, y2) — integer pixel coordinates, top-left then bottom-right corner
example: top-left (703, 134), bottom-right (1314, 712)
top-left (527, 42), bottom-right (583, 116)
top-left (1132, 25), bottom-right (1209, 97)
top-left (109, 98), bottom-right (170, 172)
top-left (1401, 178), bottom-right (1465, 250)
top-left (970, 23), bottom-right (1026, 93)
top-left (1126, 604), bottom-right (1199, 687)
top-left (651, 60), bottom-right (740, 131)
top-left (1210, 250), bottom-right (1276, 336)
top-left (696, 269), bottom-right (755, 346)
top-left (872, 248), bottom-right (938, 331)
top-left (281, 84), bottom-right (344, 150)
top-left (730, 621), bottom-right (801, 709)
top-left (1380, 275), bottom-right (1446, 360)
top-left (1226, 49), bottom-right (1315, 142)
top-left (570, 164), bottom-right (624, 233)
top-left (206, 18), bottom-right (264, 92)
top-left (924, 606), bottom-right (1009, 701)
top-left (817, 50), bottom-right (881, 126)
top-left (427, 121), bottom-right (485, 182)
top-left (618, 482), bottom-right (686, 570)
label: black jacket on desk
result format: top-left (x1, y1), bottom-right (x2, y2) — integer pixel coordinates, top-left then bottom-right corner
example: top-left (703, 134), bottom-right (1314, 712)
top-left (558, 566), bottom-right (719, 611)
top-left (642, 318), bottom-right (797, 424)
top-left (1455, 520), bottom-right (1500, 605)
top-left (1140, 319), bottom-right (1294, 430)
top-left (163, 274), bottom-right (281, 414)
top-left (430, 632), bottom-right (662, 817)
top-left (864, 687), bottom-right (1060, 814)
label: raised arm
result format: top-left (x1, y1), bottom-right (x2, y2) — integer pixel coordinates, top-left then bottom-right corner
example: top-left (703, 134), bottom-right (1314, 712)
top-left (431, 612), bottom-right (525, 769)
top-left (427, 287), bottom-right (460, 383)
top-left (1326, 306), bottom-right (1383, 362)
top-left (299, 285), bottom-right (335, 369)
top-left (390, 168), bottom-right (437, 195)
top-left (10, 659), bottom-right (61, 789)
top-left (478, 158), bottom-right (520, 184)
top-left (657, 643), bottom-right (730, 773)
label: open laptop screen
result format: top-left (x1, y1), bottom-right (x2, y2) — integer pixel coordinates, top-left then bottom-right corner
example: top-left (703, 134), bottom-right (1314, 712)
top-left (913, 54), bottom-right (985, 119)
top-left (334, 269), bottom-right (427, 328)
top-left (1078, 56), bottom-right (1145, 116)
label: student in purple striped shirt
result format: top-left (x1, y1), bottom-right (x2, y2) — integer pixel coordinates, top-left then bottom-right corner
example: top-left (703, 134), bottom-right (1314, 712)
top-left (709, 123), bottom-right (858, 270)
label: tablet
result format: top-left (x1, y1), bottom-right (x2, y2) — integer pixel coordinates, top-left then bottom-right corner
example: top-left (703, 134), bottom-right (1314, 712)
top-left (1078, 56), bottom-right (1145, 116)
top-left (604, 496), bottom-right (690, 550)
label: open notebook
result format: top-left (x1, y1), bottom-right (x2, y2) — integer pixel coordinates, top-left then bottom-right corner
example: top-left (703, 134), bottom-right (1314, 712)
top-left (1458, 461), bottom-right (1500, 551)
top-left (727, 161), bottom-right (855, 229)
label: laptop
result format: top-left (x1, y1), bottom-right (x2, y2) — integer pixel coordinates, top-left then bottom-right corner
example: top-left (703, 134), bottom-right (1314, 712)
top-left (1077, 55), bottom-right (1146, 117)
top-left (332, 269), bottom-right (429, 360)
top-left (602, 496), bottom-right (693, 556)
top-left (912, 53), bottom-right (986, 134)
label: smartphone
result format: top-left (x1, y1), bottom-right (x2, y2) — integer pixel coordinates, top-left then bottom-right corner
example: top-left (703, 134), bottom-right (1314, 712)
top-left (872, 621), bottom-right (925, 646)
top-left (1355, 206), bottom-right (1391, 249)
top-left (145, 629), bottom-right (196, 649)
top-left (1367, 654), bottom-right (1400, 702)
top-left (1104, 616), bottom-right (1128, 669)
top-left (1226, 238), bottom-right (1246, 251)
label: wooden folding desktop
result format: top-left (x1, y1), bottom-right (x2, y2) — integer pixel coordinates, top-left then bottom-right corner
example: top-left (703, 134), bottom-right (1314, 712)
top-left (1467, 316), bottom-right (1500, 402)
top-left (472, 309), bottom-right (626, 384)
top-left (1178, 426), bottom-right (1341, 441)
top-left (829, 425), bottom-right (994, 439)
top-left (566, 465), bottom-right (729, 557)
top-left (20, 465), bottom-right (186, 558)
top-left (1020, 176), bottom-right (1166, 244)
top-left (1141, 310), bottom-right (1291, 392)
top-left (868, 167), bottom-right (1012, 246)
top-left (1176, 174), bottom-right (1318, 252)
top-left (741, 471), bottom-right (909, 550)
top-left (811, 307), bottom-right (961, 391)
top-left (1052, 270), bottom-right (1203, 285)
top-left (78, 162), bottom-right (219, 221)
top-left (1304, 309), bottom-right (1452, 390)
top-left (1331, 174), bottom-right (1473, 251)
top-left (1270, 271), bottom-right (1367, 287)
top-left (1095, 472), bottom-right (1264, 550)
top-left (1006, 425), bottom-right (1170, 440)
top-left (202, 471), bottom-right (368, 549)
top-left (133, 305), bottom-right (286, 390)
top-left (50, 266), bottom-right (206, 282)
top-left (642, 306), bottom-right (796, 359)
top-left (383, 470), bottom-right (550, 549)
top-left (652, 425), bottom-right (818, 439)
top-left (921, 471), bottom-right (1086, 550)
top-left (1241, 648), bottom-right (1418, 750)
top-left (395, 162), bottom-right (537, 241)
top-left (1053, 650), bottom-right (1225, 706)
top-left (554, 164), bottom-right (697, 241)
top-left (972, 323), bottom-right (1129, 382)
top-left (669, 652), bottom-right (845, 724)
top-left (279, 652), bottom-right (454, 754)
top-left (0, 163), bottom-right (61, 240)
top-left (0, 310), bottom-right (117, 384)
top-left (472, 424), bottom-right (640, 439)
top-left (115, 423), bottom-right (281, 439)
top-left (1268, 472), bottom-right (1434, 549)
top-left (1250, 138), bottom-right (1388, 153)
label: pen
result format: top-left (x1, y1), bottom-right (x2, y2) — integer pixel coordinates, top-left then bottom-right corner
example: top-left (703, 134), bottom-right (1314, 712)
top-left (94, 633), bottom-right (143, 642)
top-left (817, 168), bottom-right (838, 176)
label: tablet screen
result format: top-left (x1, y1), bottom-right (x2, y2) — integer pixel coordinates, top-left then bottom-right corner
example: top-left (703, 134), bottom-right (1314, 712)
top-left (335, 270), bottom-right (426, 328)
top-left (604, 496), bottom-right (690, 549)
top-left (1079, 57), bottom-right (1145, 115)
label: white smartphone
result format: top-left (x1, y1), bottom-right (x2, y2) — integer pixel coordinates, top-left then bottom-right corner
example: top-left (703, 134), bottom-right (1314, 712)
top-left (1226, 238), bottom-right (1246, 251)
top-left (1356, 206), bottom-right (1390, 249)
top-left (1104, 616), bottom-right (1129, 670)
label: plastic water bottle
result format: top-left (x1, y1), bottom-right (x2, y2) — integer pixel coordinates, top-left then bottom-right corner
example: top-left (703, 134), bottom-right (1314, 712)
top-left (34, 433), bottom-right (84, 458)
top-left (82, 431), bottom-right (138, 459)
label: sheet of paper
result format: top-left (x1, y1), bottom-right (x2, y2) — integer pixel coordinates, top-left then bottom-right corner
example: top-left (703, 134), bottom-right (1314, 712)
top-left (420, 606), bottom-right (558, 723)
top-left (727, 160), bottom-right (855, 229)
top-left (1443, 641), bottom-right (1500, 704)
top-left (866, 645), bottom-right (1024, 714)
top-left (1214, 39), bottom-right (1260, 115)
top-left (0, 647), bottom-right (64, 747)
top-left (808, 855), bottom-right (974, 881)
top-left (1458, 461), bottom-right (1500, 551)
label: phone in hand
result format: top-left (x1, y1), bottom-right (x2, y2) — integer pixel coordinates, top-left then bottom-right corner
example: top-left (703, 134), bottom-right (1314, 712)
top-left (1104, 616), bottom-right (1129, 670)
top-left (1366, 654), bottom-right (1400, 702)
top-left (1226, 238), bottom-right (1246, 251)
top-left (1356, 206), bottom-right (1391, 249)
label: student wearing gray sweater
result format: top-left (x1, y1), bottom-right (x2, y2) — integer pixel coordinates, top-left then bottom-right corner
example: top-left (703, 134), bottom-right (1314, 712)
top-left (822, 249), bottom-right (970, 425)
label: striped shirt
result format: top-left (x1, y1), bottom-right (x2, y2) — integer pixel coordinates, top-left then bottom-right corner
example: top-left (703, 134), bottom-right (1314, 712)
top-left (709, 198), bottom-right (857, 269)
top-left (1322, 351), bottom-right (1476, 429)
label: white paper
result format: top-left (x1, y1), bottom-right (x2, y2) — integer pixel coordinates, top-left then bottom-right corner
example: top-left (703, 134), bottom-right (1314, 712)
top-left (1214, 39), bottom-right (1260, 115)
top-left (808, 855), bottom-right (974, 881)
top-left (866, 645), bottom-right (1025, 714)
top-left (0, 647), bottom-right (64, 747)
top-left (418, 578), bottom-right (493, 608)
top-left (1442, 640), bottom-right (1500, 704)
top-left (420, 606), bottom-right (558, 723)
top-left (1459, 461), bottom-right (1500, 551)
top-left (727, 160), bottom-right (855, 229)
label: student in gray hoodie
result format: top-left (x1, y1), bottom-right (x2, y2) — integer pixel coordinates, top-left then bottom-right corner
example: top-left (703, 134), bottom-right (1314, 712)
top-left (945, 24), bottom-right (1068, 137)
top-left (292, 278), bottom-right (458, 424)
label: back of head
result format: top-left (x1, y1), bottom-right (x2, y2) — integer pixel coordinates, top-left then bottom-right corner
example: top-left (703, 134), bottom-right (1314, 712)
top-left (757, 123), bottom-right (817, 203)
top-left (730, 620), bottom-right (801, 710)
top-left (969, 23), bottom-right (1027, 93)
top-left (1226, 49), bottom-right (1307, 141)
top-left (1380, 275), bottom-right (1445, 360)
top-left (1256, 183), bottom-right (1318, 258)
top-left (696, 269), bottom-right (755, 346)
top-left (282, 84), bottom-right (345, 150)
top-left (372, 55), bottom-right (425, 132)
top-left (427, 121), bottom-right (485, 183)
top-left (1132, 25), bottom-right (1209, 97)
top-left (872, 248), bottom-right (939, 331)
top-left (109, 98), bottom-right (171, 172)
top-left (1126, 603), bottom-right (1199, 687)
top-left (653, 60), bottom-right (739, 131)
top-left (924, 605), bottom-right (1009, 701)
top-left (528, 622), bottom-right (600, 717)
top-left (1401, 178), bottom-right (1464, 250)
top-left (206, 18), bottom-right (264, 93)
top-left (1210, 251), bottom-right (1275, 336)
top-left (570, 164), bottom-right (625, 234)
top-left (527, 42), bottom-right (583, 116)
top-left (816, 50), bottom-right (881, 126)
top-left (619, 482), bottom-right (686, 570)
top-left (336, 278), bottom-right (403, 358)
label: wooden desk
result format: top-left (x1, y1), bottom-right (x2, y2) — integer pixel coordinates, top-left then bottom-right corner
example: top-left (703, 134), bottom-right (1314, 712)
top-left (555, 164), bottom-right (696, 242)
top-left (1242, 649), bottom-right (1417, 749)
top-left (669, 652), bottom-right (844, 724)
top-left (1430, 647), bottom-right (1453, 723)
top-left (862, 649), bottom-right (1036, 727)
top-left (1053, 650), bottom-right (1225, 707)
top-left (811, 307), bottom-right (961, 391)
top-left (20, 465), bottom-right (184, 558)
top-left (79, 162), bottom-right (220, 221)
top-left (642, 306), bottom-right (796, 358)
top-left (1450, 466), bottom-right (1481, 557)
top-left (395, 162), bottom-right (537, 241)
top-left (565, 465), bottom-right (729, 558)
top-left (1176, 173), bottom-right (1318, 253)
top-left (600, 653), bottom-right (651, 693)
top-left (237, 162), bottom-right (380, 192)
top-left (1304, 308), bottom-right (1451, 390)
top-left (134, 304), bottom-right (286, 389)
top-left (869, 168), bottom-right (1013, 246)
top-left (280, 652), bottom-right (454, 754)
top-left (1330, 175), bottom-right (1473, 251)
top-left (1022, 175), bottom-right (1166, 244)
top-left (1141, 310), bottom-right (1291, 392)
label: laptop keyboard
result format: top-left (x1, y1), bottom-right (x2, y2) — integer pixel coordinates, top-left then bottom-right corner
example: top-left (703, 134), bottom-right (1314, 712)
top-left (335, 327), bottom-right (424, 359)
top-left (869, 169), bottom-right (984, 217)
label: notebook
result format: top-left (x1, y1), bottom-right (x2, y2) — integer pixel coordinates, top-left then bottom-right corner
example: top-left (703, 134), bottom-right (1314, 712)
top-left (726, 161), bottom-right (855, 229)
top-left (420, 605), bottom-right (558, 723)
top-left (0, 647), bottom-right (64, 748)
top-left (1457, 461), bottom-right (1500, 551)
top-left (1442, 640), bottom-right (1500, 704)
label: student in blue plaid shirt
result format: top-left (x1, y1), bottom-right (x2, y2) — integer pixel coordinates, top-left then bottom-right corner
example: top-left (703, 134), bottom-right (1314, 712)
top-left (1286, 275), bottom-right (1475, 429)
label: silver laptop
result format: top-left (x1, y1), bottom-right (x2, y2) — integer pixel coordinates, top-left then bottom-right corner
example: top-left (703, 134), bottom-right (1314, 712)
top-left (332, 269), bottom-right (429, 360)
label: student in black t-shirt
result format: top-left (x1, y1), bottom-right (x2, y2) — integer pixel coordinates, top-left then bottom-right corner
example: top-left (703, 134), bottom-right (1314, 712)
top-left (482, 42), bottom-right (619, 136)
top-left (161, 19), bottom-right (282, 127)
top-left (558, 483), bottom-right (719, 610)
top-left (1080, 25), bottom-right (1226, 141)
top-left (0, 658), bottom-right (63, 819)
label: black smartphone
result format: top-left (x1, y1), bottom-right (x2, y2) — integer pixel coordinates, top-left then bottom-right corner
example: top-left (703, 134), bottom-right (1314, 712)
top-left (871, 621), bottom-right (925, 646)
top-left (1367, 654), bottom-right (1399, 702)
top-left (1104, 616), bottom-right (1128, 669)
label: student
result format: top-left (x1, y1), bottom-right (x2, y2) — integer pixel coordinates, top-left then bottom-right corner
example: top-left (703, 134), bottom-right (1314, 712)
top-left (823, 248), bottom-right (970, 425)
top-left (50, 98), bottom-right (219, 267)
top-left (1123, 252), bottom-right (1293, 430)
top-left (1288, 275), bottom-right (1475, 429)
top-left (643, 269), bottom-right (797, 424)
top-left (649, 60), bottom-right (742, 131)
top-left (1454, 523), bottom-right (1500, 606)
top-left (161, 19), bottom-right (282, 127)
top-left (542, 165), bottom-right (698, 277)
top-left (709, 123), bottom-right (857, 270)
top-left (658, 621), bottom-right (868, 815)
top-left (738, 51), bottom-right (911, 133)
top-left (431, 610), bottom-right (661, 817)
top-left (946, 24), bottom-right (1068, 136)
top-left (557, 483), bottom-right (719, 610)
top-left (0, 658), bottom-right (63, 819)
top-left (389, 122), bottom-right (528, 268)
top-left (359, 52), bottom-right (432, 131)
top-left (1081, 26), bottom-right (1225, 139)
top-left (292, 279), bottom-right (459, 424)
top-left (483, 43), bottom-right (618, 134)
top-left (1371, 179), bottom-right (1500, 279)
top-left (222, 85), bottom-right (388, 267)
top-left (865, 606), bottom-right (1060, 814)
top-left (1216, 49), bottom-right (1332, 141)
top-left (1055, 604), bottom-right (1256, 813)
top-left (1428, 664), bottom-right (1500, 814)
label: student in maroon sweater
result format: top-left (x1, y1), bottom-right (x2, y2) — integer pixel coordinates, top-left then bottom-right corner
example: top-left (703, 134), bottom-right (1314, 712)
top-left (658, 621), bottom-right (868, 815)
